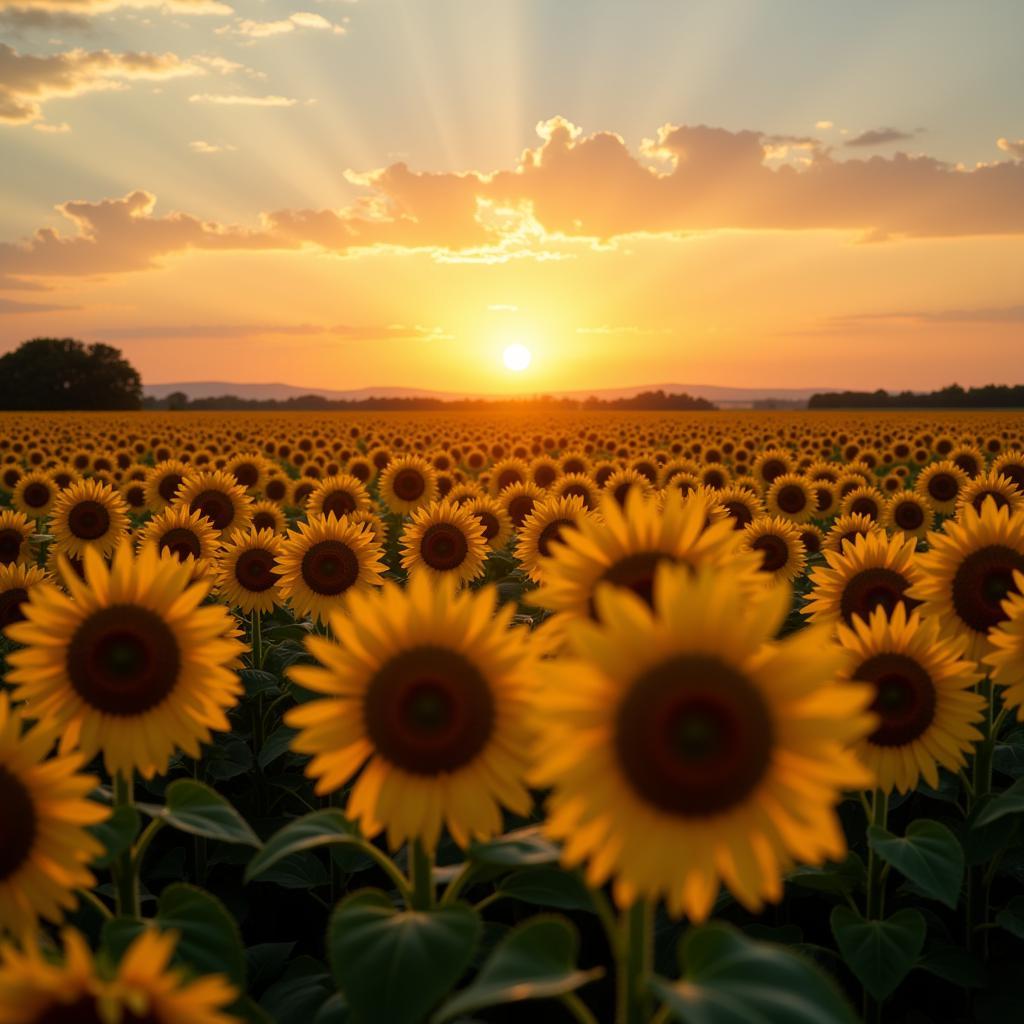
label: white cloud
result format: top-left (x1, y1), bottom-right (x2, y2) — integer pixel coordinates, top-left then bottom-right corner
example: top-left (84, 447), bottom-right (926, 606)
top-left (189, 139), bottom-right (235, 153)
top-left (224, 11), bottom-right (346, 37)
top-left (188, 92), bottom-right (297, 106)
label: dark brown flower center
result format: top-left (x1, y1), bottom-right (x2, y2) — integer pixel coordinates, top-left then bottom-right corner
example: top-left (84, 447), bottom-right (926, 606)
top-left (761, 459), bottom-right (786, 484)
top-left (22, 481), bottom-right (51, 509)
top-left (67, 605), bottom-right (181, 715)
top-left (0, 528), bottom-right (24, 565)
top-left (158, 527), bottom-right (202, 562)
top-left (951, 545), bottom-right (1024, 633)
top-left (0, 587), bottom-right (29, 630)
top-left (776, 484), bottom-right (807, 515)
top-left (474, 510), bottom-right (500, 542)
top-left (124, 485), bottom-right (146, 508)
top-left (419, 523), bottom-right (469, 571)
top-left (301, 540), bottom-right (360, 595)
top-left (68, 500), bottom-right (110, 540)
top-left (723, 501), bottom-right (753, 530)
top-left (972, 491), bottom-right (1009, 514)
top-left (235, 548), bottom-right (278, 592)
top-left (927, 473), bottom-right (959, 503)
top-left (752, 534), bottom-right (789, 573)
top-left (856, 653), bottom-right (936, 747)
top-left (264, 478), bottom-right (288, 501)
top-left (233, 462), bottom-right (260, 487)
top-left (253, 511), bottom-right (278, 531)
top-left (534, 465), bottom-right (557, 488)
top-left (363, 646), bottom-right (494, 774)
top-left (592, 551), bottom-right (675, 616)
top-left (537, 519), bottom-right (574, 558)
top-left (507, 495), bottom-right (537, 528)
top-left (615, 655), bottom-right (773, 816)
top-left (158, 472), bottom-right (184, 503)
top-left (839, 568), bottom-right (918, 627)
top-left (800, 529), bottom-right (822, 554)
top-left (954, 454), bottom-right (980, 477)
top-left (850, 496), bottom-right (879, 519)
top-left (34, 996), bottom-right (107, 1024)
top-left (322, 490), bottom-right (357, 518)
top-left (561, 484), bottom-right (593, 509)
top-left (0, 764), bottom-right (37, 880)
top-left (893, 501), bottom-right (925, 530)
top-left (497, 468), bottom-right (523, 491)
top-left (189, 489), bottom-right (235, 530)
top-left (392, 468), bottom-right (426, 502)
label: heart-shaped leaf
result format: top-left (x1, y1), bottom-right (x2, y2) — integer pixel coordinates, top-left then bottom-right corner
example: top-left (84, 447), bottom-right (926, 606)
top-left (975, 778), bottom-right (1024, 828)
top-left (787, 852), bottom-right (865, 895)
top-left (867, 819), bottom-right (964, 909)
top-left (467, 827), bottom-right (561, 868)
top-left (137, 780), bottom-right (261, 848)
top-left (245, 809), bottom-right (362, 883)
top-left (995, 894), bottom-right (1024, 939)
top-left (158, 883), bottom-right (248, 987)
top-left (651, 921), bottom-right (858, 1024)
top-left (261, 957), bottom-right (337, 1022)
top-left (432, 915), bottom-right (601, 1022)
top-left (496, 868), bottom-right (595, 913)
top-left (327, 889), bottom-right (481, 1024)
top-left (830, 906), bottom-right (925, 1001)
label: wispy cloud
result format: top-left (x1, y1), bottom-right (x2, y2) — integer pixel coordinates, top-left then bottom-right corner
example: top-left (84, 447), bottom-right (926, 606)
top-left (845, 126), bottom-right (917, 148)
top-left (188, 92), bottom-right (298, 106)
top-left (189, 139), bottom-right (235, 153)
top-left (224, 11), bottom-right (347, 38)
top-left (0, 295), bottom-right (77, 313)
top-left (997, 137), bottom-right (1024, 158)
top-left (0, 0), bottom-right (232, 15)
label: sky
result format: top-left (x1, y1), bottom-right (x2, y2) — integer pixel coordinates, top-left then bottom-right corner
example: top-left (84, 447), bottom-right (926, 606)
top-left (1, 0), bottom-right (1022, 394)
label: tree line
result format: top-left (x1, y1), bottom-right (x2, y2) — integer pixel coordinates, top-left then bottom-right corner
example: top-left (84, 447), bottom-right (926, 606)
top-left (808, 384), bottom-right (1024, 409)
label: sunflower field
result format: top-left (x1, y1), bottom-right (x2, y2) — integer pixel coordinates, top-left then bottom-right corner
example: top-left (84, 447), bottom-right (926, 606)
top-left (2, 410), bottom-right (1024, 1024)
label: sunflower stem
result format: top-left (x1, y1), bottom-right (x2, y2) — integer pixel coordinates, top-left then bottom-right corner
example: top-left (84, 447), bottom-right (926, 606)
top-left (967, 677), bottom-right (996, 957)
top-left (863, 788), bottom-right (889, 1024)
top-left (561, 992), bottom-right (601, 1024)
top-left (77, 887), bottom-right (113, 922)
top-left (617, 900), bottom-right (652, 1024)
top-left (250, 609), bottom-right (264, 671)
top-left (410, 839), bottom-right (435, 910)
top-left (113, 772), bottom-right (140, 919)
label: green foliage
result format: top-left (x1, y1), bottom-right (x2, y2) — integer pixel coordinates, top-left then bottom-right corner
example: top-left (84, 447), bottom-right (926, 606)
top-left (830, 906), bottom-right (926, 1001)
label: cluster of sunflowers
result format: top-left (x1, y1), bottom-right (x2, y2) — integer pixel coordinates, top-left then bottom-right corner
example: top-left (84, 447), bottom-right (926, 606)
top-left (2, 409), bottom-right (1024, 1024)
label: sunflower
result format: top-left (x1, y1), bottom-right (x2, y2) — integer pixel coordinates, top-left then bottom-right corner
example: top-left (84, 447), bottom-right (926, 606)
top-left (145, 459), bottom-right (191, 512)
top-left (174, 470), bottom-right (253, 538)
top-left (285, 574), bottom-right (534, 851)
top-left (837, 604), bottom-right (984, 792)
top-left (715, 484), bottom-right (764, 531)
top-left (0, 510), bottom-right (33, 568)
top-left (751, 449), bottom-right (793, 488)
top-left (378, 455), bottom-right (438, 515)
top-left (401, 500), bottom-right (488, 585)
top-left (799, 523), bottom-right (824, 556)
top-left (11, 471), bottom-right (56, 520)
top-left (914, 460), bottom-right (968, 516)
top-left (909, 497), bottom-right (1024, 662)
top-left (6, 543), bottom-right (245, 780)
top-left (0, 928), bottom-right (103, 1021)
top-left (0, 564), bottom-right (50, 633)
top-left (986, 572), bottom-right (1024, 717)
top-left (823, 512), bottom-right (884, 555)
top-left (308, 473), bottom-right (372, 520)
top-left (48, 478), bottom-right (130, 560)
top-left (249, 498), bottom-right (287, 534)
top-left (515, 494), bottom-right (590, 582)
top-left (551, 472), bottom-right (599, 511)
top-left (347, 509), bottom-right (388, 546)
top-left (804, 531), bottom-right (921, 629)
top-left (742, 516), bottom-right (807, 586)
top-left (949, 444), bottom-right (985, 478)
top-left (992, 453), bottom-right (1024, 494)
top-left (881, 490), bottom-right (934, 541)
top-left (0, 694), bottom-right (107, 936)
top-left (958, 470), bottom-right (1024, 518)
top-left (136, 505), bottom-right (220, 579)
top-left (533, 489), bottom-right (761, 623)
top-left (262, 473), bottom-right (291, 506)
top-left (840, 485), bottom-right (885, 522)
top-left (226, 451), bottom-right (269, 494)
top-left (120, 478), bottom-right (149, 514)
top-left (529, 455), bottom-right (560, 490)
top-left (765, 474), bottom-right (815, 523)
top-left (498, 480), bottom-right (547, 529)
top-left (489, 457), bottom-right (530, 496)
top-left (603, 467), bottom-right (653, 507)
top-left (466, 495), bottom-right (513, 551)
top-left (215, 528), bottom-right (285, 615)
top-left (274, 513), bottom-right (387, 625)
top-left (532, 563), bottom-right (874, 919)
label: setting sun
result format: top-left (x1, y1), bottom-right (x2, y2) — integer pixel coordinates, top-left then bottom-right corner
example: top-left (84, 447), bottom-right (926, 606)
top-left (502, 344), bottom-right (532, 372)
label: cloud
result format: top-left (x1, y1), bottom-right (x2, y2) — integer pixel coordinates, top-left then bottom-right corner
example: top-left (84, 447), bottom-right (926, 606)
top-left (3, 115), bottom-right (1024, 281)
top-left (0, 43), bottom-right (207, 125)
top-left (32, 119), bottom-right (69, 132)
top-left (225, 11), bottom-right (346, 37)
top-left (845, 126), bottom-right (916, 148)
top-left (189, 139), bottom-right (235, 153)
top-left (832, 305), bottom-right (1024, 327)
top-left (0, 0), bottom-right (231, 15)
top-left (91, 322), bottom-right (446, 340)
top-left (188, 92), bottom-right (297, 106)
top-left (997, 137), bottom-right (1024, 158)
top-left (815, 120), bottom-right (834, 130)
top-left (0, 295), bottom-right (77, 313)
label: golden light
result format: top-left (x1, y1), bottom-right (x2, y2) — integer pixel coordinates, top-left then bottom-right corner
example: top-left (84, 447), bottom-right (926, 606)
top-left (502, 343), bottom-right (532, 372)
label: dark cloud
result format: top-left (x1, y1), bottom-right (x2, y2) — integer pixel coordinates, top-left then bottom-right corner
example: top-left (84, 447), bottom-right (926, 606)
top-left (0, 295), bottom-right (77, 313)
top-left (845, 127), bottom-right (917, 148)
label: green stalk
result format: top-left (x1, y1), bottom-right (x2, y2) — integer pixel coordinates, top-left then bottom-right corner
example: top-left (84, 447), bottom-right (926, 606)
top-left (251, 609), bottom-right (264, 671)
top-left (617, 901), bottom-right (652, 1024)
top-left (968, 677), bottom-right (996, 955)
top-left (113, 772), bottom-right (140, 919)
top-left (864, 788), bottom-right (889, 1024)
top-left (410, 839), bottom-right (435, 911)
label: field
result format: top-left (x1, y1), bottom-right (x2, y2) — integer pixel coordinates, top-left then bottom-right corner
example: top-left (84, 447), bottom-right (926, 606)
top-left (2, 408), bottom-right (1024, 1024)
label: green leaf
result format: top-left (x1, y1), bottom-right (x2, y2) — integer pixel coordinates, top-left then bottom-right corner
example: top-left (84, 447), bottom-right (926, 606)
top-left (787, 852), bottom-right (865, 895)
top-left (258, 725), bottom-right (299, 770)
top-left (975, 778), bottom-right (1024, 827)
top-left (995, 894), bottom-right (1024, 939)
top-left (867, 819), bottom-right (965, 909)
top-left (261, 957), bottom-right (336, 1022)
top-left (917, 945), bottom-right (988, 989)
top-left (245, 809), bottom-right (362, 883)
top-left (137, 779), bottom-right (261, 848)
top-left (496, 868), bottom-right (595, 913)
top-left (241, 668), bottom-right (282, 697)
top-left (651, 921), bottom-right (858, 1024)
top-left (467, 827), bottom-right (561, 868)
top-left (829, 906), bottom-right (926, 1001)
top-left (89, 804), bottom-right (140, 869)
top-left (327, 889), bottom-right (481, 1024)
top-left (993, 728), bottom-right (1024, 778)
top-left (101, 916), bottom-right (147, 961)
top-left (431, 915), bottom-right (601, 1023)
top-left (158, 883), bottom-right (247, 987)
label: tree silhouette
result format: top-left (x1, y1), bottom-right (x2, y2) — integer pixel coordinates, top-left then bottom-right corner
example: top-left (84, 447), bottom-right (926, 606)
top-left (0, 338), bottom-right (143, 410)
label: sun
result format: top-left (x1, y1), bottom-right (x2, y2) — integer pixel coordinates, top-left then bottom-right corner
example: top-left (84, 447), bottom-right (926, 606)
top-left (502, 343), bottom-right (532, 372)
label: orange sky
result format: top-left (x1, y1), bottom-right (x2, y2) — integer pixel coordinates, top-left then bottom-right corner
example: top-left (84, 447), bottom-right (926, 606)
top-left (1, 2), bottom-right (1022, 393)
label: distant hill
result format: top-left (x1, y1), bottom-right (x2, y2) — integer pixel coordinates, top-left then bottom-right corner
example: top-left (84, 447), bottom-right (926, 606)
top-left (143, 380), bottom-right (830, 408)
